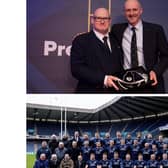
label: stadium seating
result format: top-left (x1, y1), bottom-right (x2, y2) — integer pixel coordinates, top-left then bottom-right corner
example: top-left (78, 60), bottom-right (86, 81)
top-left (27, 116), bottom-right (168, 153)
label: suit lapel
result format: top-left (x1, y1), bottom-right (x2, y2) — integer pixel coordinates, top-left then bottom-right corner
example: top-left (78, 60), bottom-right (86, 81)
top-left (94, 31), bottom-right (111, 53)
top-left (110, 35), bottom-right (123, 67)
top-left (142, 22), bottom-right (150, 67)
top-left (119, 23), bottom-right (128, 44)
top-left (90, 31), bottom-right (112, 72)
top-left (118, 24), bottom-right (128, 65)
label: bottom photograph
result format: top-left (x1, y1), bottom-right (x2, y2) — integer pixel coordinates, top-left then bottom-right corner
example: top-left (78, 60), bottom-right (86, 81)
top-left (26, 95), bottom-right (168, 168)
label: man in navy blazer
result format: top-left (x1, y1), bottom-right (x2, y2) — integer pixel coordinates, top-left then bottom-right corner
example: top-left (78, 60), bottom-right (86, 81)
top-left (111, 0), bottom-right (168, 93)
top-left (71, 8), bottom-right (124, 93)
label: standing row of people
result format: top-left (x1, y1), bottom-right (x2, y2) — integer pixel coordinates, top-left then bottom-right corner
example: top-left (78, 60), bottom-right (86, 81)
top-left (33, 149), bottom-right (168, 168)
top-left (33, 131), bottom-right (168, 168)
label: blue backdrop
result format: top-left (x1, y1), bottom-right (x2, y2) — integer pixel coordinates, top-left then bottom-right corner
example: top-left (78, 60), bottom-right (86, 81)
top-left (27, 0), bottom-right (168, 93)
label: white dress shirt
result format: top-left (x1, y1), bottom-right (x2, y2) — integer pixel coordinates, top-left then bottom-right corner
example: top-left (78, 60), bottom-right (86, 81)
top-left (93, 29), bottom-right (112, 51)
top-left (122, 20), bottom-right (146, 70)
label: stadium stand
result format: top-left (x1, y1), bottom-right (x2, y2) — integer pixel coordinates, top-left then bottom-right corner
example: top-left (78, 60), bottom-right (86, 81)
top-left (27, 117), bottom-right (168, 138)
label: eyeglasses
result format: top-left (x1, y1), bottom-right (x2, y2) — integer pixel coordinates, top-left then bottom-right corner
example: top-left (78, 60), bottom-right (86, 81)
top-left (93, 16), bottom-right (111, 22)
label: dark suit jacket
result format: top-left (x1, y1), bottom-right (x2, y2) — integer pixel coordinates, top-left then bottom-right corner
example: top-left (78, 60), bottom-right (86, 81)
top-left (111, 21), bottom-right (168, 92)
top-left (75, 160), bottom-right (86, 168)
top-left (70, 137), bottom-right (82, 147)
top-left (71, 30), bottom-right (124, 93)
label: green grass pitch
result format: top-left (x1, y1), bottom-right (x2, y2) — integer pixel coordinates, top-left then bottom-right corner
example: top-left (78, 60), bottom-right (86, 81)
top-left (27, 153), bottom-right (36, 168)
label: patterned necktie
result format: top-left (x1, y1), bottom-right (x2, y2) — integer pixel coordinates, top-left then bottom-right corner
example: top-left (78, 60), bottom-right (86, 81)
top-left (103, 36), bottom-right (110, 52)
top-left (131, 27), bottom-right (138, 68)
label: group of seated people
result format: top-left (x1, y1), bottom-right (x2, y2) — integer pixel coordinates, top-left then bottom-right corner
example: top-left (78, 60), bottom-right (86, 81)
top-left (33, 131), bottom-right (168, 168)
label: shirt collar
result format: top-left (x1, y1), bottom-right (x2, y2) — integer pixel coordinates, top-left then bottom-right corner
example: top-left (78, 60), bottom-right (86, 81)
top-left (128, 20), bottom-right (142, 31)
top-left (93, 29), bottom-right (109, 41)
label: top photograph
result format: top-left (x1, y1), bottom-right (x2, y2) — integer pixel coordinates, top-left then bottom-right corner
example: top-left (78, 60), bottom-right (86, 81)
top-left (27, 0), bottom-right (168, 93)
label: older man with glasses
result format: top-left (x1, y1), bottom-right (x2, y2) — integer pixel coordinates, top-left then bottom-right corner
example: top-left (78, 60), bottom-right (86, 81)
top-left (71, 8), bottom-right (124, 93)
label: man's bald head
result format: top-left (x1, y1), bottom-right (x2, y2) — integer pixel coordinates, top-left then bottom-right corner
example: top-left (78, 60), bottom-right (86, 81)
top-left (93, 8), bottom-right (110, 18)
top-left (124, 0), bottom-right (142, 9)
